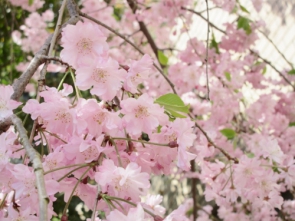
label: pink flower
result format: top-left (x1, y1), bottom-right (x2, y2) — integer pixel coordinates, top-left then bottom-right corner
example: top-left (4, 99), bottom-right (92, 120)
top-left (106, 204), bottom-right (147, 221)
top-left (0, 85), bottom-right (21, 120)
top-left (124, 54), bottom-right (153, 93)
top-left (142, 194), bottom-right (166, 217)
top-left (60, 21), bottom-right (108, 68)
top-left (76, 57), bottom-right (126, 100)
top-left (121, 93), bottom-right (168, 136)
top-left (3, 205), bottom-right (38, 221)
top-left (95, 160), bottom-right (150, 201)
top-left (75, 98), bottom-right (122, 136)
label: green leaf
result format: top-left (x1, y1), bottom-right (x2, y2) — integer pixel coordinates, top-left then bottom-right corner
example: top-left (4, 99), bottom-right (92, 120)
top-left (262, 66), bottom-right (267, 75)
top-left (155, 93), bottom-right (189, 118)
top-left (289, 122), bottom-right (295, 127)
top-left (28, 0), bottom-right (34, 6)
top-left (165, 107), bottom-right (187, 118)
top-left (113, 6), bottom-right (124, 21)
top-left (246, 152), bottom-right (255, 158)
top-left (237, 16), bottom-right (252, 35)
top-left (157, 50), bottom-right (168, 66)
top-left (220, 128), bottom-right (236, 140)
top-left (210, 34), bottom-right (220, 54)
top-left (224, 72), bottom-right (231, 81)
top-left (157, 125), bottom-right (162, 133)
top-left (287, 69), bottom-right (295, 75)
top-left (240, 5), bottom-right (250, 13)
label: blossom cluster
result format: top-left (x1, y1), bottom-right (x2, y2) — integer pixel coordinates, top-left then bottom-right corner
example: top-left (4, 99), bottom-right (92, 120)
top-left (1, 0), bottom-right (295, 220)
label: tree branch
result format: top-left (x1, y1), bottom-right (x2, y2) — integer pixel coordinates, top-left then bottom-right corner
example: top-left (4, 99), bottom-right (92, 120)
top-left (126, 0), bottom-right (163, 67)
top-left (194, 120), bottom-right (239, 164)
top-left (10, 114), bottom-right (49, 221)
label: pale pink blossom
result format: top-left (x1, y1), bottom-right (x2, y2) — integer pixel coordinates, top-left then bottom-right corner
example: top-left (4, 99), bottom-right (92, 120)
top-left (0, 85), bottom-right (21, 120)
top-left (121, 93), bottom-right (168, 136)
top-left (106, 204), bottom-right (148, 221)
top-left (3, 205), bottom-right (38, 221)
top-left (60, 21), bottom-right (108, 68)
top-left (95, 160), bottom-right (150, 201)
top-left (76, 57), bottom-right (126, 100)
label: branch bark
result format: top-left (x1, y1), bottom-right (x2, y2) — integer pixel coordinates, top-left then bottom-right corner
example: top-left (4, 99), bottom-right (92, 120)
top-left (11, 114), bottom-right (49, 221)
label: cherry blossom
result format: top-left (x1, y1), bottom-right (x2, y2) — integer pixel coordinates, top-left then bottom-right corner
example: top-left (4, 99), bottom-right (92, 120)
top-left (60, 21), bottom-right (109, 68)
top-left (0, 85), bottom-right (21, 120)
top-left (121, 93), bottom-right (168, 136)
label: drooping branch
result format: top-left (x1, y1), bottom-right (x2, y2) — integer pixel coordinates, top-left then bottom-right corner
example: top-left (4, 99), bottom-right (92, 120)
top-left (10, 114), bottom-right (49, 221)
top-left (39, 0), bottom-right (68, 81)
top-left (181, 6), bottom-right (295, 91)
top-left (194, 120), bottom-right (239, 164)
top-left (126, 0), bottom-right (162, 67)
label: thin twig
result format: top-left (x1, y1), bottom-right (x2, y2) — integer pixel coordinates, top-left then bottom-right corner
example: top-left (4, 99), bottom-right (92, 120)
top-left (91, 185), bottom-right (102, 221)
top-left (11, 115), bottom-right (49, 221)
top-left (258, 30), bottom-right (293, 69)
top-left (205, 0), bottom-right (210, 100)
top-left (40, 0), bottom-right (68, 81)
top-left (193, 119), bottom-right (239, 163)
top-left (126, 0), bottom-right (165, 68)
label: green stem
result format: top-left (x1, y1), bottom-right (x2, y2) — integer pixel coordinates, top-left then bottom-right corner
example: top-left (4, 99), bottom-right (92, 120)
top-left (112, 137), bottom-right (170, 147)
top-left (39, 131), bottom-right (44, 156)
top-left (62, 167), bottom-right (91, 216)
top-left (44, 163), bottom-right (89, 175)
top-left (43, 130), bottom-right (67, 144)
top-left (70, 68), bottom-right (81, 99)
top-left (57, 71), bottom-right (69, 91)
top-left (110, 138), bottom-right (123, 167)
top-left (0, 193), bottom-right (8, 209)
top-left (57, 164), bottom-right (90, 182)
top-left (40, 131), bottom-right (50, 153)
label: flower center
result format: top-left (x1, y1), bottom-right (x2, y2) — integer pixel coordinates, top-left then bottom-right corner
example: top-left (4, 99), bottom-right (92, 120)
top-left (54, 110), bottom-right (71, 123)
top-left (93, 112), bottom-right (106, 125)
top-left (76, 38), bottom-right (93, 54)
top-left (92, 68), bottom-right (109, 83)
top-left (130, 73), bottom-right (141, 84)
top-left (135, 105), bottom-right (149, 119)
top-left (0, 99), bottom-right (7, 111)
top-left (112, 176), bottom-right (130, 192)
top-left (81, 145), bottom-right (99, 162)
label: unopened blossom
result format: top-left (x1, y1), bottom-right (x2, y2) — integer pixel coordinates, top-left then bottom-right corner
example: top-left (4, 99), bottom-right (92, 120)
top-left (76, 57), bottom-right (126, 100)
top-left (0, 85), bottom-right (21, 120)
top-left (121, 93), bottom-right (168, 136)
top-left (60, 21), bottom-right (108, 68)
